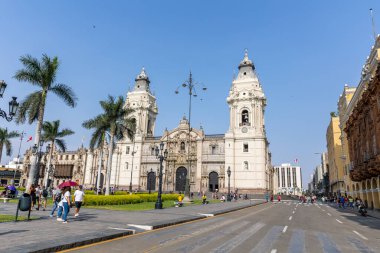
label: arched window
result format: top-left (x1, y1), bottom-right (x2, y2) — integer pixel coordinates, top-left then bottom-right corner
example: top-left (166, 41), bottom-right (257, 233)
top-left (241, 110), bottom-right (249, 126)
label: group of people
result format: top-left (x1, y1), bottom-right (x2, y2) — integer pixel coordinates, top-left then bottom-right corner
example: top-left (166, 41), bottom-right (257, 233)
top-left (335, 195), bottom-right (366, 209)
top-left (29, 184), bottom-right (49, 211)
top-left (29, 184), bottom-right (85, 224)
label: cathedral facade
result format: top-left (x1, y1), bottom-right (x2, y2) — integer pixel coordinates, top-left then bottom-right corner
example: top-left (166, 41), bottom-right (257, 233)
top-left (81, 52), bottom-right (272, 194)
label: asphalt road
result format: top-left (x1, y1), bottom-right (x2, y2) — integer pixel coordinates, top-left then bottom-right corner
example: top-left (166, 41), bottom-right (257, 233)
top-left (63, 201), bottom-right (380, 253)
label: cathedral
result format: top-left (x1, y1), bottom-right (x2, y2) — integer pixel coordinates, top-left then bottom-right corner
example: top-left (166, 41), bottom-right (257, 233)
top-left (81, 51), bottom-right (272, 194)
top-left (22, 51), bottom-right (272, 194)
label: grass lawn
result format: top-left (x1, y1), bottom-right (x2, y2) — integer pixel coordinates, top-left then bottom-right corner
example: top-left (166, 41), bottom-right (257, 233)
top-left (0, 214), bottom-right (37, 222)
top-left (85, 199), bottom-right (221, 211)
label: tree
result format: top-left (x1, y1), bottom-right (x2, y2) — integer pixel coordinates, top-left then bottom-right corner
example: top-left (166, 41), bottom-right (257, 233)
top-left (0, 128), bottom-right (20, 163)
top-left (83, 95), bottom-right (135, 195)
top-left (41, 120), bottom-right (74, 186)
top-left (14, 54), bottom-right (77, 192)
top-left (82, 114), bottom-right (108, 194)
top-left (42, 120), bottom-right (75, 152)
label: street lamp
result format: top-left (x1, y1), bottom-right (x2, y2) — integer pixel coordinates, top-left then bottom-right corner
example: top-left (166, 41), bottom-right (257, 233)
top-left (175, 72), bottom-right (206, 199)
top-left (155, 141), bottom-right (168, 209)
top-left (44, 143), bottom-right (52, 188)
top-left (227, 166), bottom-right (231, 202)
top-left (0, 81), bottom-right (19, 122)
top-left (129, 146), bottom-right (136, 192)
top-left (32, 140), bottom-right (44, 185)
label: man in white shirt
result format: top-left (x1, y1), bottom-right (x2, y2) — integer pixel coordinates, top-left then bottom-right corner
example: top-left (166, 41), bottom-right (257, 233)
top-left (74, 185), bottom-right (85, 217)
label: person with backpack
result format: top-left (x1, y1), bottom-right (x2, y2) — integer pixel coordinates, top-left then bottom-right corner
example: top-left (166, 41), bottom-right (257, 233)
top-left (41, 186), bottom-right (48, 211)
top-left (50, 187), bottom-right (62, 217)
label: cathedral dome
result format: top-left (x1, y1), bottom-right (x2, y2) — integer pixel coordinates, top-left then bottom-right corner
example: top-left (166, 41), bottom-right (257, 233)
top-left (238, 49), bottom-right (255, 70)
top-left (135, 67), bottom-right (150, 84)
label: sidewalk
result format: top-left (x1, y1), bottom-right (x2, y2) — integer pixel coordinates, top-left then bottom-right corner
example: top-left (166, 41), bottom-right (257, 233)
top-left (326, 202), bottom-right (380, 219)
top-left (0, 199), bottom-right (265, 253)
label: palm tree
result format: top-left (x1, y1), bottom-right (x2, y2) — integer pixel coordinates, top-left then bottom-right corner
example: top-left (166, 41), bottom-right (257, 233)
top-left (83, 95), bottom-right (135, 195)
top-left (0, 128), bottom-right (20, 163)
top-left (14, 54), bottom-right (77, 193)
top-left (41, 120), bottom-right (74, 187)
top-left (82, 114), bottom-right (108, 194)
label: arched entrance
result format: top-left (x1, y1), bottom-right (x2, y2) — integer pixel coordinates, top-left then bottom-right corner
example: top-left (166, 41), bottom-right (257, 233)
top-left (176, 167), bottom-right (187, 192)
top-left (209, 172), bottom-right (219, 192)
top-left (147, 171), bottom-right (156, 192)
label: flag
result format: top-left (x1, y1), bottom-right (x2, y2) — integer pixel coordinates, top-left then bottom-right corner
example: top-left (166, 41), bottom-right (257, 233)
top-left (26, 136), bottom-right (32, 142)
top-left (294, 158), bottom-right (298, 164)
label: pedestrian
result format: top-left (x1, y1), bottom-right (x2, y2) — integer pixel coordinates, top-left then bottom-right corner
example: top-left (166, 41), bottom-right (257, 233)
top-left (277, 195), bottom-right (281, 202)
top-left (348, 196), bottom-right (354, 209)
top-left (30, 184), bottom-right (37, 210)
top-left (41, 186), bottom-right (48, 211)
top-left (57, 188), bottom-right (65, 221)
top-left (61, 186), bottom-right (72, 223)
top-left (34, 185), bottom-right (42, 210)
top-left (270, 194), bottom-right (274, 202)
top-left (50, 187), bottom-right (61, 217)
top-left (202, 193), bottom-right (207, 204)
top-left (74, 185), bottom-right (85, 217)
top-left (265, 193), bottom-right (269, 202)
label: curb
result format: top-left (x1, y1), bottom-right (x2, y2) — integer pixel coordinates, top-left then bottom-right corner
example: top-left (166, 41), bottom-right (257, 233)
top-left (327, 204), bottom-right (380, 220)
top-left (30, 230), bottom-right (134, 253)
top-left (35, 201), bottom-right (266, 252)
top-left (151, 200), bottom-right (266, 229)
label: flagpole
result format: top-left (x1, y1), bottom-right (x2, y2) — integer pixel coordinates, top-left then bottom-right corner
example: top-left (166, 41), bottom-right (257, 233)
top-left (13, 131), bottom-right (25, 186)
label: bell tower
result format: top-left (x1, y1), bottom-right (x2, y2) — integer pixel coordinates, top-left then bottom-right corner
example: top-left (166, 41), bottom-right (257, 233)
top-left (125, 68), bottom-right (158, 137)
top-left (225, 50), bottom-right (268, 194)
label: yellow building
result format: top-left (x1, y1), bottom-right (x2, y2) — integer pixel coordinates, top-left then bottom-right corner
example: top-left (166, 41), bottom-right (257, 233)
top-left (326, 116), bottom-right (345, 195)
top-left (337, 85), bottom-right (356, 196)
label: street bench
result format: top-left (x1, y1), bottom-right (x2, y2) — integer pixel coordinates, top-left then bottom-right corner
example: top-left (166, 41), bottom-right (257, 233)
top-left (0, 198), bottom-right (11, 203)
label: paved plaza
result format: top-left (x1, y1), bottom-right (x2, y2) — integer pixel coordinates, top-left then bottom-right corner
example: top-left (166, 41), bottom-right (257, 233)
top-left (0, 199), bottom-right (264, 252)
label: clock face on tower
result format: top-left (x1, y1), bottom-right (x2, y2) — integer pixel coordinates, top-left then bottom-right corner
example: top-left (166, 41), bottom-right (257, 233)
top-left (241, 127), bottom-right (248, 133)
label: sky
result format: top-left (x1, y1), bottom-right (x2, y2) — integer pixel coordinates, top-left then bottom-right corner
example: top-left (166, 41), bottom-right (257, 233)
top-left (0, 1), bottom-right (379, 187)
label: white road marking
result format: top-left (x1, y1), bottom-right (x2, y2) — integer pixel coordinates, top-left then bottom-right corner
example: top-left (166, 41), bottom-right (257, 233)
top-left (282, 225), bottom-right (288, 233)
top-left (327, 213), bottom-right (332, 216)
top-left (353, 230), bottom-right (368, 240)
top-left (322, 209), bottom-right (325, 212)
top-left (335, 219), bottom-right (342, 224)
top-left (198, 213), bottom-right (214, 217)
top-left (127, 224), bottom-right (153, 230)
top-left (108, 227), bottom-right (136, 234)
top-left (210, 222), bottom-right (265, 253)
top-left (289, 216), bottom-right (293, 220)
top-left (270, 249), bottom-right (277, 253)
top-left (292, 211), bottom-right (295, 214)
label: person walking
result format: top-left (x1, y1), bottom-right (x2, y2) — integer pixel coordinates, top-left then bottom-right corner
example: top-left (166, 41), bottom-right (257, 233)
top-left (41, 186), bottom-right (48, 211)
top-left (61, 186), bottom-right (71, 223)
top-left (50, 187), bottom-right (61, 217)
top-left (35, 185), bottom-right (41, 210)
top-left (348, 196), bottom-right (354, 209)
top-left (74, 185), bottom-right (85, 217)
top-left (30, 184), bottom-right (37, 210)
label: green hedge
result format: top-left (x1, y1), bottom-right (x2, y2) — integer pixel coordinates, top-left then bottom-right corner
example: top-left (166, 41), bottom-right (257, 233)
top-left (114, 191), bottom-right (128, 195)
top-left (84, 193), bottom-right (180, 206)
top-left (0, 187), bottom-right (25, 191)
